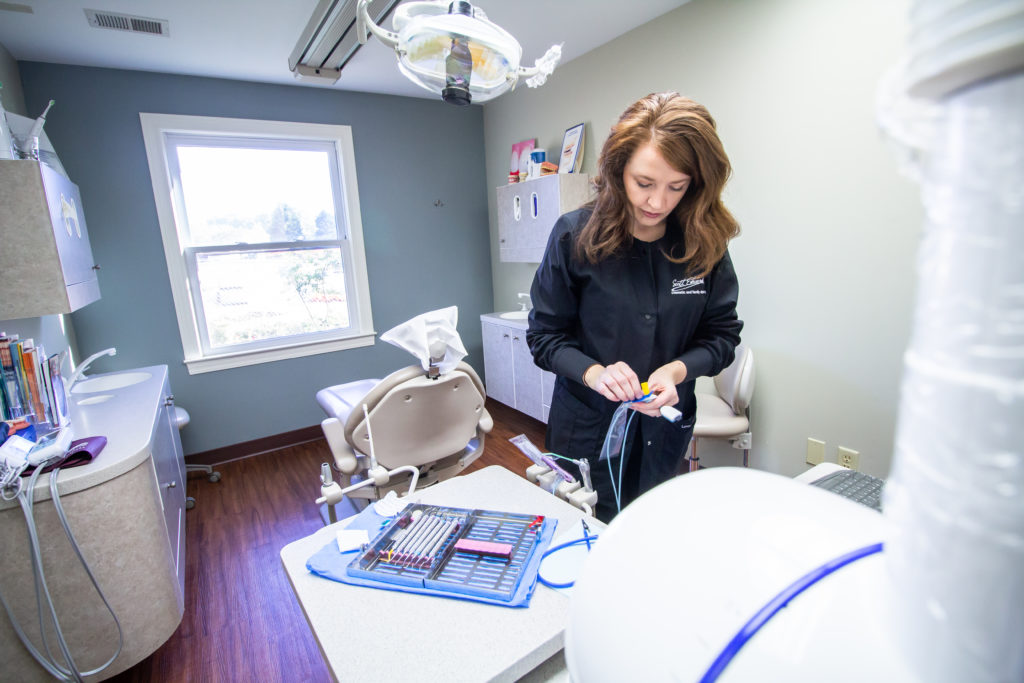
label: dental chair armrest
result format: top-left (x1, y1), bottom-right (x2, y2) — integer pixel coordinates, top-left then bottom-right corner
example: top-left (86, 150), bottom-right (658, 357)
top-left (321, 417), bottom-right (359, 474)
top-left (478, 407), bottom-right (493, 433)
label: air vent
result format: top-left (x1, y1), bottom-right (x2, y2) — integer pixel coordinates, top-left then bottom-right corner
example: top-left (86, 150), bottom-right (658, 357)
top-left (84, 9), bottom-right (169, 36)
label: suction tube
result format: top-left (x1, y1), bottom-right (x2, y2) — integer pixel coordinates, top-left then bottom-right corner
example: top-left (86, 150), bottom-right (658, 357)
top-left (878, 3), bottom-right (1024, 679)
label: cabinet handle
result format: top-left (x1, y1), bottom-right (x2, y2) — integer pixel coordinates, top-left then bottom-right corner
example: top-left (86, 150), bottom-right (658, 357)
top-left (530, 192), bottom-right (539, 219)
top-left (513, 336), bottom-right (520, 341)
top-left (165, 481), bottom-right (177, 489)
top-left (92, 264), bottom-right (101, 270)
top-left (165, 395), bottom-right (175, 406)
top-left (503, 334), bottom-right (510, 339)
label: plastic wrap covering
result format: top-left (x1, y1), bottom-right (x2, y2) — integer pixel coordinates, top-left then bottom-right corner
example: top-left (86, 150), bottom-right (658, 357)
top-left (598, 403), bottom-right (632, 463)
top-left (880, 51), bottom-right (1024, 683)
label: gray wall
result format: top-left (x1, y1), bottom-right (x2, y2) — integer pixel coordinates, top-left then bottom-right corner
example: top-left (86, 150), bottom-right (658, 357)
top-left (18, 63), bottom-right (493, 455)
top-left (482, 0), bottom-right (923, 478)
top-left (0, 41), bottom-right (25, 115)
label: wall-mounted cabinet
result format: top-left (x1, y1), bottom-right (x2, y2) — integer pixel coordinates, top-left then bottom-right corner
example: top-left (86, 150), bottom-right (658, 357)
top-left (0, 160), bottom-right (100, 320)
top-left (481, 314), bottom-right (555, 423)
top-left (497, 173), bottom-right (591, 263)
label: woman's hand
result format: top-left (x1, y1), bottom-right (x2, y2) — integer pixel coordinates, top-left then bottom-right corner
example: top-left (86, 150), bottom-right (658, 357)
top-left (629, 361), bottom-right (687, 418)
top-left (584, 361), bottom-right (644, 403)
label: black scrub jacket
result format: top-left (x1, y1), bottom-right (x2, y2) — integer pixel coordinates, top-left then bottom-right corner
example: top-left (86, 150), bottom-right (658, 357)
top-left (527, 207), bottom-right (743, 494)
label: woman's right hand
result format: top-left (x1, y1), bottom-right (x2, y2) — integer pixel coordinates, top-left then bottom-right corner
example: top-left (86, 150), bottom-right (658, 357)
top-left (584, 361), bottom-right (645, 403)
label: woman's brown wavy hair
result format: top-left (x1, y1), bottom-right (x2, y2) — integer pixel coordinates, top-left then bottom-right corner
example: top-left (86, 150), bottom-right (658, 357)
top-left (576, 92), bottom-right (740, 277)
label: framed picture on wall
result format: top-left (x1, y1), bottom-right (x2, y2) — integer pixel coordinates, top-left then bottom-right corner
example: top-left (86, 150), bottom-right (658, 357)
top-left (510, 139), bottom-right (535, 182)
top-left (558, 123), bottom-right (584, 173)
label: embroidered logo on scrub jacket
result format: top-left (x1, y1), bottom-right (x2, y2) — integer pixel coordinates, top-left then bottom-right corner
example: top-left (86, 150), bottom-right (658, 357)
top-left (671, 277), bottom-right (706, 295)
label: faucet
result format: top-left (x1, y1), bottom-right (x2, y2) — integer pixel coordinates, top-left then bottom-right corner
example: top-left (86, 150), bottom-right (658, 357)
top-left (68, 347), bottom-right (117, 387)
top-left (517, 292), bottom-right (532, 312)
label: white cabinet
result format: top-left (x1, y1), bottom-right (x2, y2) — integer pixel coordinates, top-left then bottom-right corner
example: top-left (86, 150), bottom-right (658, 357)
top-left (481, 320), bottom-right (515, 407)
top-left (497, 173), bottom-right (591, 262)
top-left (0, 160), bottom-right (100, 319)
top-left (481, 315), bottom-right (555, 423)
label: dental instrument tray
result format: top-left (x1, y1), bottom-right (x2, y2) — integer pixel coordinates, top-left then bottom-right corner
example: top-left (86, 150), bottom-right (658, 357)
top-left (347, 504), bottom-right (553, 603)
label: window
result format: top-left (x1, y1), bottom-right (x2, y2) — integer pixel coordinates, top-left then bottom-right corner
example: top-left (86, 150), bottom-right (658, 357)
top-left (140, 114), bottom-right (374, 373)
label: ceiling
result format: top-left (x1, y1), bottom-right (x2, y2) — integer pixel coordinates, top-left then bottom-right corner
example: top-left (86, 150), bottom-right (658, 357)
top-left (0, 0), bottom-right (691, 101)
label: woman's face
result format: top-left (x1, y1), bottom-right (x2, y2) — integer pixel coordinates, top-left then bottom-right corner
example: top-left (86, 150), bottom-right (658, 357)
top-left (622, 142), bottom-right (691, 237)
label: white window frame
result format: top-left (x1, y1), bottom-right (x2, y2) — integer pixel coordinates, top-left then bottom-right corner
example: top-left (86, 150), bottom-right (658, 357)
top-left (140, 113), bottom-right (375, 374)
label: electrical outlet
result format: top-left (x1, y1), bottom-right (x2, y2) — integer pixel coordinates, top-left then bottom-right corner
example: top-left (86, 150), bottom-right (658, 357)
top-left (838, 447), bottom-right (860, 470)
top-left (806, 438), bottom-right (825, 465)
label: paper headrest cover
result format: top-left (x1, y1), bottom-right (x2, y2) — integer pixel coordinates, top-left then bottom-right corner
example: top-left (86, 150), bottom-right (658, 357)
top-left (380, 306), bottom-right (468, 374)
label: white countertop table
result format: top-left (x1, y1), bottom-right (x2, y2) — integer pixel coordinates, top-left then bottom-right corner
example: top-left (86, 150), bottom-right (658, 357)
top-left (280, 465), bottom-right (603, 682)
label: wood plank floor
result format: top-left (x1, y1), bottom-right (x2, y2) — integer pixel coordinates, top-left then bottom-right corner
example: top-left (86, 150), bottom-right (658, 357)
top-left (108, 399), bottom-right (544, 683)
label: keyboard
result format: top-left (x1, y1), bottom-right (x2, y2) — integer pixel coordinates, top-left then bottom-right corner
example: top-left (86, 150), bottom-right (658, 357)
top-left (808, 469), bottom-right (884, 511)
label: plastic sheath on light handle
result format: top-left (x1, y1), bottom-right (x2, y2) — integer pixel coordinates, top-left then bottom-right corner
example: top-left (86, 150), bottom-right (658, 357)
top-left (540, 455), bottom-right (576, 483)
top-left (509, 434), bottom-right (547, 467)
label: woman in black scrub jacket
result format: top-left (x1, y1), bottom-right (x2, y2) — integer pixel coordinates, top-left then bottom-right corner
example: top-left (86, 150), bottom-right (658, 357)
top-left (527, 92), bottom-right (743, 522)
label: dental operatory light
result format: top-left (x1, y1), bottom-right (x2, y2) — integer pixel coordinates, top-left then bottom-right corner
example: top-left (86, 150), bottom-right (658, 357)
top-left (356, 0), bottom-right (562, 105)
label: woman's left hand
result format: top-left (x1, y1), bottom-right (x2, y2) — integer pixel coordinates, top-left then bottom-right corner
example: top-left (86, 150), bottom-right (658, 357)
top-left (629, 361), bottom-right (686, 417)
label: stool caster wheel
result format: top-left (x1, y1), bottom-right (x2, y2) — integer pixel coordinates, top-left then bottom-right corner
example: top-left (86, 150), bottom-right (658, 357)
top-left (186, 496), bottom-right (195, 510)
top-left (208, 471), bottom-right (221, 483)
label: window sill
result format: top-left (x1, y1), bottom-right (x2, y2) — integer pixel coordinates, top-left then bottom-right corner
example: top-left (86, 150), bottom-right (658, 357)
top-left (183, 332), bottom-right (375, 374)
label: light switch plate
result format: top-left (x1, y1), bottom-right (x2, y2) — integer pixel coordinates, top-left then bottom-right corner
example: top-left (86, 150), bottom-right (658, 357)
top-left (806, 438), bottom-right (825, 465)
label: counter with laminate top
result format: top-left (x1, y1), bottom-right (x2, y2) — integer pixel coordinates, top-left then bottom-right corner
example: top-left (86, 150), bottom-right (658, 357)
top-left (1, 365), bottom-right (173, 505)
top-left (0, 365), bottom-right (187, 681)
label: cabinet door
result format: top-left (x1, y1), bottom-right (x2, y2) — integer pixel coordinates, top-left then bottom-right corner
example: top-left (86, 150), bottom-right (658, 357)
top-left (40, 163), bottom-right (97, 290)
top-left (481, 321), bottom-right (514, 407)
top-left (497, 174), bottom-right (592, 263)
top-left (150, 377), bottom-right (186, 609)
top-left (497, 176), bottom-right (561, 263)
top-left (511, 330), bottom-right (544, 421)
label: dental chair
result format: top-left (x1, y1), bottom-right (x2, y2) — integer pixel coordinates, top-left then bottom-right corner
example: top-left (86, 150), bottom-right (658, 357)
top-left (687, 344), bottom-right (755, 472)
top-left (316, 360), bottom-right (493, 523)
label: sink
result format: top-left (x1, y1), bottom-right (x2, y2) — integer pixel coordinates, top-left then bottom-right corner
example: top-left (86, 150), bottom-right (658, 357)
top-left (71, 371), bottom-right (152, 394)
top-left (499, 310), bottom-right (530, 320)
top-left (77, 394), bottom-right (115, 406)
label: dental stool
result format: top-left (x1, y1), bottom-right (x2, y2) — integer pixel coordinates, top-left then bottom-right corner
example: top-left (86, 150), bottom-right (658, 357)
top-left (315, 361), bottom-right (493, 524)
top-left (176, 405), bottom-right (221, 510)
